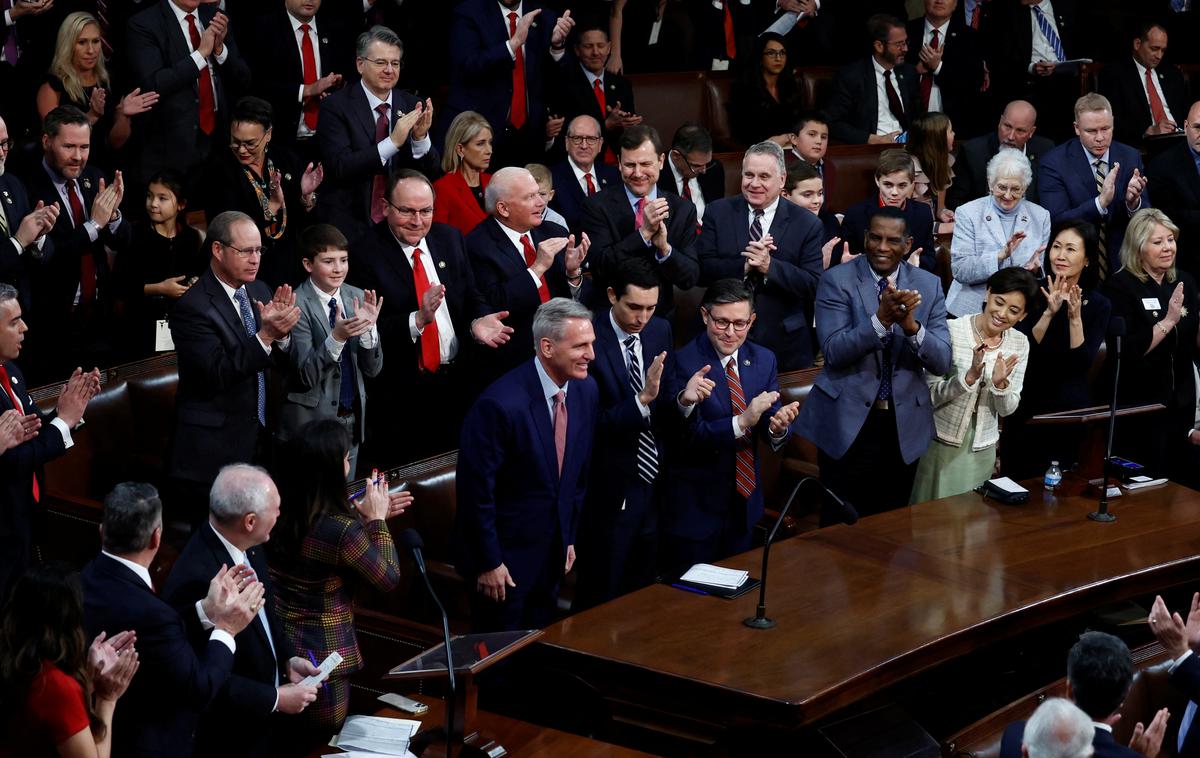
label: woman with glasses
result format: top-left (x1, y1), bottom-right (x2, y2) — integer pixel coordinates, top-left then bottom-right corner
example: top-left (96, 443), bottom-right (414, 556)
top-left (728, 33), bottom-right (799, 148)
top-left (432, 110), bottom-right (493, 236)
top-left (946, 149), bottom-right (1050, 317)
top-left (201, 96), bottom-right (323, 287)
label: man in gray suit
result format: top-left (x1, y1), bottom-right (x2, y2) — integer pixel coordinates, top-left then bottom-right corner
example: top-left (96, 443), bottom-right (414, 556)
top-left (278, 224), bottom-right (383, 477)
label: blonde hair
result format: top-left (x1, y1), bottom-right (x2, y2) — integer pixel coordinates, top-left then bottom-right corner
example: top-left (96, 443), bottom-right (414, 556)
top-left (524, 162), bottom-right (551, 186)
top-left (441, 111), bottom-right (492, 174)
top-left (50, 13), bottom-right (110, 105)
top-left (1073, 93), bottom-right (1112, 122)
top-left (1120, 207), bottom-right (1180, 283)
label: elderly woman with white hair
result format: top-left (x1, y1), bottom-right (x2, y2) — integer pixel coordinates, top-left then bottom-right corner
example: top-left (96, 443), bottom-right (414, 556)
top-left (946, 148), bottom-right (1051, 317)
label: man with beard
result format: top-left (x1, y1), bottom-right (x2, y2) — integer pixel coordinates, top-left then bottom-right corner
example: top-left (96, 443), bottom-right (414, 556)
top-left (827, 14), bottom-right (921, 145)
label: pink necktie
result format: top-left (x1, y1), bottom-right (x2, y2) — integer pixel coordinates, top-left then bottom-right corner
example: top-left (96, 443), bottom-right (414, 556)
top-left (553, 391), bottom-right (567, 475)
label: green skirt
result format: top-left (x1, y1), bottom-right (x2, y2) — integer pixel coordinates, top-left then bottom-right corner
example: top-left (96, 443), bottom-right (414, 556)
top-left (909, 419), bottom-right (996, 504)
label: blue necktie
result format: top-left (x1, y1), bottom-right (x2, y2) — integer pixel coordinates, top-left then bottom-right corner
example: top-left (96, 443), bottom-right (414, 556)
top-left (1031, 5), bottom-right (1066, 62)
top-left (328, 297), bottom-right (357, 412)
top-left (877, 277), bottom-right (894, 403)
top-left (623, 335), bottom-right (659, 484)
top-left (234, 288), bottom-right (266, 426)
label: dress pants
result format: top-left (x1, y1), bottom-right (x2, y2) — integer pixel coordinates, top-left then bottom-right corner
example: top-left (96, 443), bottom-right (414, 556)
top-left (659, 495), bottom-right (752, 581)
top-left (469, 534), bottom-right (565, 633)
top-left (572, 480), bottom-right (658, 611)
top-left (817, 406), bottom-right (918, 526)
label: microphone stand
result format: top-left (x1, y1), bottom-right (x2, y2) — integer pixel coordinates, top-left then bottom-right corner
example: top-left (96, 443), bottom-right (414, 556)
top-left (1089, 325), bottom-right (1122, 523)
top-left (404, 537), bottom-right (459, 756)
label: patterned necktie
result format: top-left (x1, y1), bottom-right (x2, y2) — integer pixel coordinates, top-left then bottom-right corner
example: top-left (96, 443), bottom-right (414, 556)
top-left (919, 29), bottom-right (939, 110)
top-left (234, 288), bottom-right (267, 426)
top-left (623, 335), bottom-right (659, 484)
top-left (876, 277), bottom-right (894, 403)
top-left (410, 249), bottom-right (440, 373)
top-left (1031, 5), bottom-right (1066, 62)
top-left (370, 103), bottom-right (389, 223)
top-left (299, 23), bottom-right (319, 130)
top-left (883, 69), bottom-right (908, 130)
top-left (1146, 68), bottom-right (1168, 125)
top-left (1093, 159), bottom-right (1109, 281)
top-left (749, 208), bottom-right (764, 242)
top-left (0, 364), bottom-right (37, 500)
top-left (635, 197), bottom-right (646, 228)
top-left (520, 234), bottom-right (551, 303)
top-left (553, 391), bottom-right (567, 475)
top-left (328, 297), bottom-right (357, 410)
top-left (185, 14), bottom-right (216, 135)
top-left (726, 359), bottom-right (755, 499)
top-left (508, 12), bottom-right (527, 129)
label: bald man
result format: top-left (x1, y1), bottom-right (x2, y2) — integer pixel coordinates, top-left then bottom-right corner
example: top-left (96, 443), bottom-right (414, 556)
top-left (947, 100), bottom-right (1056, 209)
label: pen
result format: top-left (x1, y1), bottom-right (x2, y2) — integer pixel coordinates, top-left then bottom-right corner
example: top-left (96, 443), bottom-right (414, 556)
top-left (670, 583), bottom-right (709, 596)
top-left (307, 651), bottom-right (326, 689)
top-left (347, 476), bottom-right (384, 502)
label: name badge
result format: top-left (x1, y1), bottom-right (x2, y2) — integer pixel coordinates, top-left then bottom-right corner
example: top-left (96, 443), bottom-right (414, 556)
top-left (1143, 298), bottom-right (1162, 311)
top-left (155, 320), bottom-right (175, 352)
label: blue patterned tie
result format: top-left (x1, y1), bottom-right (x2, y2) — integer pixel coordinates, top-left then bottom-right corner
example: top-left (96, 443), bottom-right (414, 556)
top-left (1031, 5), bottom-right (1065, 62)
top-left (328, 297), bottom-right (357, 412)
top-left (234, 288), bottom-right (266, 426)
top-left (623, 335), bottom-right (659, 484)
top-left (876, 277), bottom-right (894, 403)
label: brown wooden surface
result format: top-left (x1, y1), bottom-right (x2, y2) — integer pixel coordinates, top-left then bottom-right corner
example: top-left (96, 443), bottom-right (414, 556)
top-left (538, 478), bottom-right (1200, 730)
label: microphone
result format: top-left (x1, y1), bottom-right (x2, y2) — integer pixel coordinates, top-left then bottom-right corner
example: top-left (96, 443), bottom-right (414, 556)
top-left (399, 529), bottom-right (457, 745)
top-left (744, 477), bottom-right (856, 630)
top-left (1090, 317), bottom-right (1124, 523)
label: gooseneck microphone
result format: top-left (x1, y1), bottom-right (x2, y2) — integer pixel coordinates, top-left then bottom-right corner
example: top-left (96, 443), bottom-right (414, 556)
top-left (398, 529), bottom-right (456, 744)
top-left (1090, 316), bottom-right (1124, 523)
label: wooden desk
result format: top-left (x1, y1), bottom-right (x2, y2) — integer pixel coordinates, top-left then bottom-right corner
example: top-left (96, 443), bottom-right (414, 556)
top-left (535, 479), bottom-right (1200, 745)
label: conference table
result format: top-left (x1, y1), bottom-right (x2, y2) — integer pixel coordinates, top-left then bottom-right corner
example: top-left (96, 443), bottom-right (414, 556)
top-left (531, 477), bottom-right (1200, 752)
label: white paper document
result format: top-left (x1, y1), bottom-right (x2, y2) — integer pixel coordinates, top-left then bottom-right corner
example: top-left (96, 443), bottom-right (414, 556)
top-left (332, 715), bottom-right (421, 755)
top-left (986, 477), bottom-right (1028, 494)
top-left (681, 563), bottom-right (748, 589)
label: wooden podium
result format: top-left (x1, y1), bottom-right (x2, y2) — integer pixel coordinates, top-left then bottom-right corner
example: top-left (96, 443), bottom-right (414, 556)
top-left (386, 629), bottom-right (543, 758)
top-left (1027, 402), bottom-right (1165, 480)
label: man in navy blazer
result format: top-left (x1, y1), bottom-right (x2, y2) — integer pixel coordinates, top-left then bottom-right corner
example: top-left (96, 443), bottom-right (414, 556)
top-left (82, 482), bottom-right (261, 758)
top-left (550, 115), bottom-right (619, 234)
top-left (162, 465), bottom-right (319, 758)
top-left (661, 279), bottom-right (798, 576)
top-left (549, 24), bottom-right (638, 161)
top-left (318, 25), bottom-right (438, 241)
top-left (698, 141), bottom-right (824, 372)
top-left (454, 298), bottom-right (599, 632)
top-left (1039, 94), bottom-right (1150, 277)
top-left (466, 166), bottom-right (591, 379)
top-left (826, 14), bottom-right (921, 145)
top-left (796, 207), bottom-right (951, 525)
top-left (573, 259), bottom-right (674, 609)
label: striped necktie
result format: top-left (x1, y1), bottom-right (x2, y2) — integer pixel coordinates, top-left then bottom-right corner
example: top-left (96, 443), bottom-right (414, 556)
top-left (1093, 159), bottom-right (1109, 281)
top-left (1031, 5), bottom-right (1066, 62)
top-left (623, 335), bottom-right (658, 484)
top-left (726, 359), bottom-right (755, 499)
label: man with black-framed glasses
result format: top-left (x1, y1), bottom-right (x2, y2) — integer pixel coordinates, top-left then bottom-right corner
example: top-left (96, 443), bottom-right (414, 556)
top-left (658, 121), bottom-right (726, 225)
top-left (549, 115), bottom-right (619, 233)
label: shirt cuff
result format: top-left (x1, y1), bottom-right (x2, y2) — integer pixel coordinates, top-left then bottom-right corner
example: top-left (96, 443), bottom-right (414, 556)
top-left (210, 628), bottom-right (236, 654)
top-left (272, 690), bottom-right (280, 712)
top-left (871, 314), bottom-right (888, 339)
top-left (4, 9), bottom-right (12, 26)
top-left (1094, 197), bottom-right (1108, 217)
top-left (83, 219), bottom-right (100, 242)
top-left (507, 40), bottom-right (517, 60)
top-left (195, 600), bottom-right (216, 630)
top-left (933, 60), bottom-right (943, 75)
top-left (257, 335), bottom-right (273, 353)
top-left (527, 269), bottom-right (542, 288)
top-left (297, 84), bottom-right (306, 104)
top-left (191, 50), bottom-right (207, 72)
top-left (635, 396), bottom-right (651, 418)
top-left (1171, 649), bottom-right (1194, 672)
top-left (550, 47), bottom-right (565, 62)
top-left (731, 415), bottom-right (747, 439)
top-left (276, 335), bottom-right (290, 351)
top-left (49, 417), bottom-right (74, 449)
top-left (378, 136), bottom-right (400, 165)
top-left (325, 333), bottom-right (346, 359)
top-left (677, 392), bottom-right (696, 417)
top-left (107, 213), bottom-right (122, 233)
top-left (408, 311), bottom-right (424, 341)
top-left (410, 133), bottom-right (432, 159)
top-left (907, 324), bottom-right (926, 349)
top-left (214, 45), bottom-right (229, 66)
top-left (359, 326), bottom-right (379, 349)
top-left (8, 237), bottom-right (20, 255)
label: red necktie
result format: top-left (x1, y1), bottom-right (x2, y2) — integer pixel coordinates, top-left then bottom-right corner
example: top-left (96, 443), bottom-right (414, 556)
top-left (299, 23), bottom-right (319, 130)
top-left (65, 180), bottom-right (95, 304)
top-left (584, 172), bottom-right (596, 196)
top-left (592, 78), bottom-right (607, 117)
top-left (682, 180), bottom-right (692, 200)
top-left (520, 234), bottom-right (551, 303)
top-left (411, 248), bottom-right (440, 373)
top-left (725, 361), bottom-right (755, 499)
top-left (723, 1), bottom-right (736, 59)
top-left (919, 29), bottom-right (939, 110)
top-left (970, 1), bottom-right (982, 29)
top-left (0, 365), bottom-right (37, 501)
top-left (553, 391), bottom-right (567, 475)
top-left (508, 12), bottom-right (527, 129)
top-left (186, 14), bottom-right (216, 135)
top-left (371, 103), bottom-right (389, 223)
top-left (1146, 68), bottom-right (1168, 126)
top-left (634, 197), bottom-right (645, 228)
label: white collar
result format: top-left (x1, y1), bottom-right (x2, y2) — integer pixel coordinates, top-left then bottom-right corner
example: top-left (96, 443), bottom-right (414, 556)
top-left (361, 80), bottom-right (391, 113)
top-left (287, 11), bottom-right (317, 34)
top-left (533, 355), bottom-right (567, 401)
top-left (102, 551), bottom-right (154, 591)
top-left (209, 522), bottom-right (248, 566)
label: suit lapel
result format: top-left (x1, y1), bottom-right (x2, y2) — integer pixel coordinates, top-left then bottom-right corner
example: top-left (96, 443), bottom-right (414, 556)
top-left (696, 335), bottom-right (731, 415)
top-left (298, 284), bottom-right (333, 340)
top-left (161, 1), bottom-right (191, 64)
top-left (596, 315), bottom-right (631, 401)
top-left (732, 197), bottom-right (751, 256)
top-left (204, 271), bottom-right (256, 345)
top-left (347, 82), bottom-right (379, 148)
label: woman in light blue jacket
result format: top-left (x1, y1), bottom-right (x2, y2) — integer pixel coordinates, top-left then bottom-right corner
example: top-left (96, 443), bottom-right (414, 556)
top-left (946, 149), bottom-right (1051, 317)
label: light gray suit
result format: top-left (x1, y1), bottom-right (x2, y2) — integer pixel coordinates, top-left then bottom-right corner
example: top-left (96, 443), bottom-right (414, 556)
top-left (279, 281), bottom-right (384, 472)
top-left (946, 196), bottom-right (1051, 317)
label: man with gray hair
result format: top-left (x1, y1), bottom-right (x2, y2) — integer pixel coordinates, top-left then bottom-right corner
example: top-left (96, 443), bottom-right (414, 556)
top-left (697, 140), bottom-right (825, 371)
top-left (162, 464), bottom-right (319, 757)
top-left (454, 297), bottom-right (599, 631)
top-left (82, 481), bottom-right (263, 755)
top-left (466, 165), bottom-right (591, 378)
top-left (1022, 698), bottom-right (1095, 758)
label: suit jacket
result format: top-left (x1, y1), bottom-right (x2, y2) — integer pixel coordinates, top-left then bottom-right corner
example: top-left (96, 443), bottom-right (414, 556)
top-left (1098, 57), bottom-right (1191, 147)
top-left (168, 269), bottom-right (282, 483)
top-left (162, 525), bottom-right (293, 758)
top-left (317, 82), bottom-right (441, 241)
top-left (795, 255), bottom-right (952, 463)
top-left (946, 131), bottom-right (1056, 209)
top-left (432, 170), bottom-right (491, 237)
top-left (656, 160), bottom-right (727, 213)
top-left (0, 172), bottom-right (46, 310)
top-left (826, 57), bottom-right (921, 145)
top-left (904, 17), bottom-right (986, 135)
top-left (552, 159), bottom-right (619, 234)
top-left (946, 196), bottom-right (1052, 316)
top-left (550, 60), bottom-right (636, 155)
top-left (1172, 653), bottom-right (1200, 757)
top-left (1147, 141), bottom-right (1200, 276)
top-left (999, 719), bottom-right (1140, 758)
top-left (127, 0), bottom-right (251, 179)
top-left (453, 359), bottom-right (598, 592)
top-left (278, 280), bottom-right (383, 445)
top-left (840, 197), bottom-right (939, 273)
top-left (662, 335), bottom-right (786, 541)
top-left (698, 196), bottom-right (825, 371)
top-left (82, 552), bottom-right (235, 758)
top-left (986, 0), bottom-right (1082, 100)
top-left (1038, 138), bottom-right (1149, 272)
top-left (581, 186), bottom-right (699, 317)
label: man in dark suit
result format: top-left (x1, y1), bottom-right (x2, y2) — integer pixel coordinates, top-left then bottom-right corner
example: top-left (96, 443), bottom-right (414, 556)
top-left (658, 121), bottom-right (726, 227)
top-left (550, 24), bottom-right (639, 164)
top-left (796, 207), bottom-right (951, 525)
top-left (947, 99), bottom-right (1056, 209)
top-left (550, 115), bottom-right (619, 234)
top-left (351, 170), bottom-right (512, 467)
top-left (127, 0), bottom-right (251, 187)
top-left (317, 25), bottom-right (437, 242)
top-left (698, 141), bottom-right (824, 372)
top-left (998, 631), bottom-right (1160, 758)
top-left (0, 283), bottom-right (99, 600)
top-left (1147, 101), bottom-right (1200, 277)
top-left (582, 124), bottom-right (699, 320)
top-left (168, 211), bottom-right (301, 523)
top-left (454, 297), bottom-right (599, 632)
top-left (466, 166), bottom-right (591, 378)
top-left (827, 14), bottom-right (921, 145)
top-left (246, 0), bottom-right (355, 162)
top-left (660, 279), bottom-right (798, 576)
top-left (163, 465), bottom-right (319, 758)
top-left (0, 115), bottom-right (59, 308)
top-left (1148, 592), bottom-right (1200, 757)
top-left (22, 106), bottom-right (131, 386)
top-left (82, 481), bottom-right (263, 758)
top-left (1098, 22), bottom-right (1190, 147)
top-left (445, 0), bottom-right (575, 168)
top-left (905, 0), bottom-right (986, 137)
top-left (573, 258), bottom-right (672, 609)
top-left (1039, 93), bottom-right (1150, 279)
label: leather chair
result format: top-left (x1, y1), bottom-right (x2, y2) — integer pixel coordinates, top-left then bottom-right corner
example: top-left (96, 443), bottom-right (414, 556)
top-left (824, 143), bottom-right (892, 216)
top-left (703, 72), bottom-right (738, 151)
top-left (629, 71), bottom-right (712, 150)
top-left (799, 66), bottom-right (838, 112)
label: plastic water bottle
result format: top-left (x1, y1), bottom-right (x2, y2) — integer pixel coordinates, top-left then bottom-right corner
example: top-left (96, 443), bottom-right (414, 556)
top-left (1044, 461), bottom-right (1063, 491)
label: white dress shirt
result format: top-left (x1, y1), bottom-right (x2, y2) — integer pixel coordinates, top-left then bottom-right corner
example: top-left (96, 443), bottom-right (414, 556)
top-left (361, 81), bottom-right (432, 167)
top-left (288, 12), bottom-right (322, 139)
top-left (533, 354), bottom-right (568, 422)
top-left (501, 0), bottom-right (565, 63)
top-left (308, 279), bottom-right (379, 361)
top-left (167, 0), bottom-right (227, 109)
top-left (1133, 58), bottom-right (1177, 126)
top-left (395, 236), bottom-right (457, 363)
top-left (667, 157), bottom-right (706, 222)
top-left (921, 18), bottom-right (949, 113)
top-left (1027, 0), bottom-right (1062, 68)
top-left (872, 57), bottom-right (904, 135)
top-left (569, 157), bottom-right (600, 198)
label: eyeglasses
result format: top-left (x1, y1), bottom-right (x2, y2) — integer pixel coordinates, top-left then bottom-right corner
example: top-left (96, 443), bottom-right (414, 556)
top-left (384, 199), bottom-right (434, 219)
top-left (0, 139), bottom-right (12, 151)
top-left (230, 136), bottom-right (264, 153)
top-left (221, 242), bottom-right (264, 258)
top-left (992, 183), bottom-right (1026, 198)
top-left (762, 49), bottom-right (787, 58)
top-left (566, 135), bottom-right (602, 146)
top-left (708, 315), bottom-right (752, 332)
top-left (673, 150), bottom-right (714, 175)
top-left (360, 57), bottom-right (402, 71)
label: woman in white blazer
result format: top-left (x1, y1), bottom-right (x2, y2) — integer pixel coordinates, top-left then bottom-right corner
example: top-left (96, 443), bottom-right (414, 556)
top-left (946, 149), bottom-right (1051, 317)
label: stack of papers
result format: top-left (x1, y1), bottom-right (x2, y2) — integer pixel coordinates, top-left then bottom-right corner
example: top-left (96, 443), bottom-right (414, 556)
top-left (681, 564), bottom-right (748, 590)
top-left (331, 715), bottom-right (421, 755)
top-left (1122, 476), bottom-right (1169, 491)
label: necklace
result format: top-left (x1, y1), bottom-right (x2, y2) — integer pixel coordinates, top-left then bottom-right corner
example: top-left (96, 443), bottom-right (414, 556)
top-left (970, 314), bottom-right (1005, 351)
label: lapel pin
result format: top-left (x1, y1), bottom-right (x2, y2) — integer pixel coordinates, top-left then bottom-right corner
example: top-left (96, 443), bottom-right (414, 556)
top-left (985, 215), bottom-right (992, 221)
top-left (82, 178), bottom-right (92, 190)
top-left (438, 260), bottom-right (446, 269)
top-left (321, 37), bottom-right (328, 44)
top-left (1020, 215), bottom-right (1028, 222)
top-left (10, 375), bottom-right (16, 384)
top-left (284, 173), bottom-right (293, 182)
top-left (1153, 310), bottom-right (1160, 318)
top-left (1183, 306), bottom-right (1190, 317)
top-left (743, 359), bottom-right (750, 366)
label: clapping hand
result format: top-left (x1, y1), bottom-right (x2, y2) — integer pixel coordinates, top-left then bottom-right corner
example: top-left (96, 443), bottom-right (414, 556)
top-left (742, 234), bottom-right (775, 275)
top-left (1126, 168), bottom-right (1148, 208)
top-left (300, 162), bottom-right (324, 197)
top-left (15, 200), bottom-right (60, 247)
top-left (204, 564), bottom-right (264, 636)
top-left (0, 409), bottom-right (39, 453)
top-left (55, 367), bottom-right (101, 428)
top-left (90, 171), bottom-right (124, 227)
top-left (739, 390), bottom-right (779, 431)
top-left (1129, 707), bottom-right (1170, 758)
top-left (550, 9), bottom-right (574, 48)
top-left (991, 352), bottom-right (1017, 389)
top-left (331, 297), bottom-right (376, 341)
top-left (118, 88), bottom-right (159, 118)
top-left (768, 400), bottom-right (799, 436)
top-left (1166, 281), bottom-right (1186, 326)
top-left (1022, 245), bottom-right (1046, 273)
top-left (999, 231), bottom-right (1026, 263)
top-left (564, 232), bottom-right (589, 276)
top-left (639, 351), bottom-right (667, 405)
top-left (1149, 594), bottom-right (1191, 659)
top-left (88, 87), bottom-right (107, 119)
top-left (89, 630), bottom-right (139, 702)
top-left (1098, 162), bottom-right (1119, 209)
top-left (472, 310), bottom-right (514, 347)
top-left (639, 196), bottom-right (670, 239)
top-left (1040, 274), bottom-right (1070, 315)
top-left (256, 285), bottom-right (301, 342)
top-left (965, 343), bottom-right (986, 386)
top-left (680, 364), bottom-right (714, 407)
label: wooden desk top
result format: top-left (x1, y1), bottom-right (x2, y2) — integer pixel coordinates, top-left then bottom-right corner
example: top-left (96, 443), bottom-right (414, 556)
top-left (539, 479), bottom-right (1200, 726)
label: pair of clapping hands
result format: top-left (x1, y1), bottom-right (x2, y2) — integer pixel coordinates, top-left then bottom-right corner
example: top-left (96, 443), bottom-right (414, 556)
top-left (679, 363), bottom-right (800, 436)
top-left (0, 368), bottom-right (103, 452)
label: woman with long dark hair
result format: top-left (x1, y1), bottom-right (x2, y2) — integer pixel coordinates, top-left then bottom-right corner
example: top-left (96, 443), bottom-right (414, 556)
top-left (729, 32), bottom-right (800, 147)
